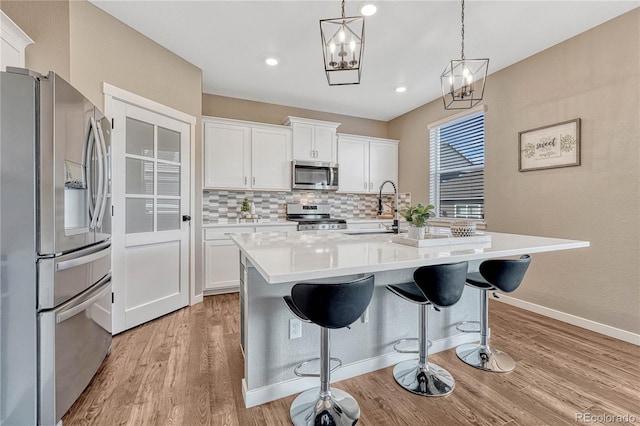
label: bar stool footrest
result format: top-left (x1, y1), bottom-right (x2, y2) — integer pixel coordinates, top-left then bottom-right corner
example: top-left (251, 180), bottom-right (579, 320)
top-left (293, 357), bottom-right (342, 377)
top-left (456, 320), bottom-right (480, 333)
top-left (393, 338), bottom-right (432, 354)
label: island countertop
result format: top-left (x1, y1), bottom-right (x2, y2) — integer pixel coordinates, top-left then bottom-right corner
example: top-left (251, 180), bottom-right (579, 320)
top-left (230, 230), bottom-right (590, 284)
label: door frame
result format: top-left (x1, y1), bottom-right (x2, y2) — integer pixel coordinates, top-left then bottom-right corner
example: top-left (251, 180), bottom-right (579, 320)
top-left (103, 83), bottom-right (199, 335)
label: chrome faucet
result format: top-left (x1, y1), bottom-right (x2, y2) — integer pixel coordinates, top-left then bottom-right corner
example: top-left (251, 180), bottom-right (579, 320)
top-left (378, 180), bottom-right (399, 234)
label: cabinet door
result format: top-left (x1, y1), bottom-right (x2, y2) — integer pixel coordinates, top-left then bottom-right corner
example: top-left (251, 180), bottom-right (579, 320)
top-left (369, 141), bottom-right (398, 194)
top-left (204, 240), bottom-right (240, 292)
top-left (314, 125), bottom-right (337, 162)
top-left (251, 127), bottom-right (292, 190)
top-left (203, 122), bottom-right (251, 189)
top-left (337, 137), bottom-right (369, 193)
top-left (291, 123), bottom-right (315, 161)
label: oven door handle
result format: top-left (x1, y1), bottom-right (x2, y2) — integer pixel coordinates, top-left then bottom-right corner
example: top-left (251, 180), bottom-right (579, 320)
top-left (56, 277), bottom-right (111, 324)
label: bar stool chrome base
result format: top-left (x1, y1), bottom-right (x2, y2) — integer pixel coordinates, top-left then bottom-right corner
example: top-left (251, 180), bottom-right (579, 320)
top-left (392, 359), bottom-right (455, 397)
top-left (456, 343), bottom-right (516, 373)
top-left (290, 388), bottom-right (360, 426)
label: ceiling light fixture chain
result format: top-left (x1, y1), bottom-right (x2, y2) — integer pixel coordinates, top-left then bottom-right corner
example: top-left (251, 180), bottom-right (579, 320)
top-left (460, 0), bottom-right (465, 60)
top-left (341, 0), bottom-right (346, 19)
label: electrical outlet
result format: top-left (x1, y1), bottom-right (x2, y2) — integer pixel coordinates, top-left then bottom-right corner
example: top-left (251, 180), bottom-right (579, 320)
top-left (289, 318), bottom-right (302, 339)
top-left (361, 307), bottom-right (369, 323)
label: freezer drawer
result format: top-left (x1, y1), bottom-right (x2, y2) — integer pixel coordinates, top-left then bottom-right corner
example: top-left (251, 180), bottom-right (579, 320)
top-left (38, 240), bottom-right (111, 310)
top-left (38, 276), bottom-right (112, 425)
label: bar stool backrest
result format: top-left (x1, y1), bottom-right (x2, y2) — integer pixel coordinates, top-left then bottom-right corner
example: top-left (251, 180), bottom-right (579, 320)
top-left (413, 261), bottom-right (468, 308)
top-left (479, 255), bottom-right (531, 293)
top-left (291, 275), bottom-right (375, 329)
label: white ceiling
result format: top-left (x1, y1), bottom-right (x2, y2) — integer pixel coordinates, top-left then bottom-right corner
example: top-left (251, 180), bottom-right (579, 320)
top-left (91, 1), bottom-right (637, 121)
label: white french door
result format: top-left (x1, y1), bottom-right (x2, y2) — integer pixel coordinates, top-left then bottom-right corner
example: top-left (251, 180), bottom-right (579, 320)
top-left (110, 100), bottom-right (190, 334)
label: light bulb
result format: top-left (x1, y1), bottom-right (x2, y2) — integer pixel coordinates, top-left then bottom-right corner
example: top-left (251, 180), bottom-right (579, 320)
top-left (338, 29), bottom-right (346, 43)
top-left (462, 67), bottom-right (470, 77)
top-left (466, 74), bottom-right (473, 84)
top-left (449, 76), bottom-right (454, 85)
top-left (349, 39), bottom-right (356, 52)
top-left (329, 41), bottom-right (336, 54)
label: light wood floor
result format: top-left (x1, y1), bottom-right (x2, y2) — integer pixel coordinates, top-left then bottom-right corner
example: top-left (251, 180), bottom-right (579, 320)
top-left (64, 293), bottom-right (640, 425)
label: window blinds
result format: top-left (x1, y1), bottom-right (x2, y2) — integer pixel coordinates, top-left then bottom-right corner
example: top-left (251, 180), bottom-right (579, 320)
top-left (429, 112), bottom-right (485, 219)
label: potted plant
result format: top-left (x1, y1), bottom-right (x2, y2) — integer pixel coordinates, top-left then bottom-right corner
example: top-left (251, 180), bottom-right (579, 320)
top-left (241, 197), bottom-right (250, 218)
top-left (401, 203), bottom-right (435, 239)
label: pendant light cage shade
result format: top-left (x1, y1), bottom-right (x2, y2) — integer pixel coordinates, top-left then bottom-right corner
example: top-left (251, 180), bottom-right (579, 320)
top-left (320, 16), bottom-right (365, 85)
top-left (441, 58), bottom-right (489, 109)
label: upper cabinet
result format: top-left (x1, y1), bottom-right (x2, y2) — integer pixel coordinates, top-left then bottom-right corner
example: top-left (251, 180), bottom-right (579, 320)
top-left (337, 134), bottom-right (399, 194)
top-left (203, 117), bottom-right (292, 191)
top-left (283, 116), bottom-right (340, 163)
top-left (1, 11), bottom-right (34, 71)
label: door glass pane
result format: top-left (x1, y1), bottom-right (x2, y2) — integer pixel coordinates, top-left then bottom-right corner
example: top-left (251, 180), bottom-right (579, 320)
top-left (126, 158), bottom-right (154, 195)
top-left (157, 163), bottom-right (180, 196)
top-left (126, 198), bottom-right (154, 234)
top-left (126, 118), bottom-right (154, 157)
top-left (157, 199), bottom-right (180, 231)
top-left (158, 126), bottom-right (180, 162)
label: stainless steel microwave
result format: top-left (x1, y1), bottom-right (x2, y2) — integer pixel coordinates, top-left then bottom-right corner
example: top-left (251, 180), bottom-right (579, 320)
top-left (292, 160), bottom-right (339, 191)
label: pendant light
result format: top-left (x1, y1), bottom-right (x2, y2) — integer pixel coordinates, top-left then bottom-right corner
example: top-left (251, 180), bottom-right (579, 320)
top-left (320, 0), bottom-right (365, 86)
top-left (441, 0), bottom-right (489, 109)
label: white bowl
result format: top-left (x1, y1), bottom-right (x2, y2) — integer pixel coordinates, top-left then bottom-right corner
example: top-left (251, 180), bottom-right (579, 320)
top-left (450, 221), bottom-right (476, 237)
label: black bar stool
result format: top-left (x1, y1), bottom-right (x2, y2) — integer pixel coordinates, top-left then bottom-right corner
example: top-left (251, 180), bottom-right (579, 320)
top-left (283, 275), bottom-right (375, 426)
top-left (386, 261), bottom-right (468, 397)
top-left (456, 254), bottom-right (531, 372)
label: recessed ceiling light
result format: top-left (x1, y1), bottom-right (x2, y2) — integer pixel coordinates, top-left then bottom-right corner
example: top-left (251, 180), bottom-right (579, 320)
top-left (360, 3), bottom-right (377, 16)
top-left (395, 86), bottom-right (407, 93)
top-left (265, 58), bottom-right (278, 66)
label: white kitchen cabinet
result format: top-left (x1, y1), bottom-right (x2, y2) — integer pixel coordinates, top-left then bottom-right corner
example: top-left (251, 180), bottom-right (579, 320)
top-left (251, 127), bottom-right (291, 190)
top-left (203, 117), bottom-right (291, 191)
top-left (203, 224), bottom-right (297, 294)
top-left (1, 11), bottom-right (33, 71)
top-left (204, 121), bottom-right (250, 189)
top-left (204, 240), bottom-right (240, 292)
top-left (283, 116), bottom-right (340, 163)
top-left (337, 134), bottom-right (398, 194)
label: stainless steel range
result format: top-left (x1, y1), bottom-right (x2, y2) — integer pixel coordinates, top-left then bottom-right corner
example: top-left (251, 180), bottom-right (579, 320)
top-left (286, 203), bottom-right (347, 231)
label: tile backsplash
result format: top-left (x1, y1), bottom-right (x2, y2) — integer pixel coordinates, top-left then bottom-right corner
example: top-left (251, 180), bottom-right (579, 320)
top-left (203, 190), bottom-right (411, 223)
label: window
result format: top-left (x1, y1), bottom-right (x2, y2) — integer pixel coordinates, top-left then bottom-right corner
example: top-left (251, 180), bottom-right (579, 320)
top-left (429, 109), bottom-right (485, 220)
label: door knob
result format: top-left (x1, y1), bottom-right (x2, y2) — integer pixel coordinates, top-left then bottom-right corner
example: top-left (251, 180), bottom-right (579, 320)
top-left (182, 215), bottom-right (191, 222)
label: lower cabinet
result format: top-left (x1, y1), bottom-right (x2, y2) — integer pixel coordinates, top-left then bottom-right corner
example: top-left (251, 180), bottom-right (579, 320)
top-left (203, 224), bottom-right (297, 294)
top-left (204, 240), bottom-right (240, 293)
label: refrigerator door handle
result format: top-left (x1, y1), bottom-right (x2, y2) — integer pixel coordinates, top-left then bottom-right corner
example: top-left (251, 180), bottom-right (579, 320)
top-left (56, 277), bottom-right (111, 324)
top-left (83, 119), bottom-right (96, 221)
top-left (88, 117), bottom-right (105, 230)
top-left (55, 241), bottom-right (111, 272)
top-left (95, 120), bottom-right (109, 229)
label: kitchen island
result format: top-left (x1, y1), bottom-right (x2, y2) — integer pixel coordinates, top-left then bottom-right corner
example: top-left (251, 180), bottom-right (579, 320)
top-left (231, 229), bottom-right (589, 407)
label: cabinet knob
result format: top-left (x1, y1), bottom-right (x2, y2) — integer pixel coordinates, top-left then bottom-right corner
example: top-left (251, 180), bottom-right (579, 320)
top-left (244, 177), bottom-right (247, 185)
top-left (252, 177), bottom-right (256, 185)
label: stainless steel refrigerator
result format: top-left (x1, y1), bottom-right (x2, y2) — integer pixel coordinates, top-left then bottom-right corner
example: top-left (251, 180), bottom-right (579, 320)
top-left (1, 68), bottom-right (112, 425)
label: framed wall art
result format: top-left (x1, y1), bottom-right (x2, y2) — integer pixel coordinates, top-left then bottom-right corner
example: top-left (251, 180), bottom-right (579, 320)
top-left (518, 118), bottom-right (581, 172)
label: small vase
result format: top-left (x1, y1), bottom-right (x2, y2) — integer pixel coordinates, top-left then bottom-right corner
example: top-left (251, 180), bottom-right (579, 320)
top-left (408, 225), bottom-right (426, 240)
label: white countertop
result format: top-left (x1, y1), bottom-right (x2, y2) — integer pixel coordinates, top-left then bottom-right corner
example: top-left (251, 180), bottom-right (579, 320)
top-left (230, 230), bottom-right (589, 284)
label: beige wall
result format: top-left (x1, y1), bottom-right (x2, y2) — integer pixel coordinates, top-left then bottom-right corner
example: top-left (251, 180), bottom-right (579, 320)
top-left (1, 0), bottom-right (70, 79)
top-left (389, 10), bottom-right (640, 334)
top-left (2, 1), bottom-right (206, 297)
top-left (203, 94), bottom-right (388, 138)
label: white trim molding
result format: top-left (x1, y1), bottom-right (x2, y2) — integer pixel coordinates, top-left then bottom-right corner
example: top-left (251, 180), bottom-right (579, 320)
top-left (495, 295), bottom-right (640, 346)
top-left (103, 83), bottom-right (196, 125)
top-left (242, 332), bottom-right (479, 408)
top-left (427, 104), bottom-right (488, 130)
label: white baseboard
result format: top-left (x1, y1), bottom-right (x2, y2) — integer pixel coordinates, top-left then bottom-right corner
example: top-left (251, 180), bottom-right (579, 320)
top-left (242, 332), bottom-right (478, 408)
top-left (203, 287), bottom-right (240, 296)
top-left (190, 293), bottom-right (203, 306)
top-left (495, 295), bottom-right (640, 346)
